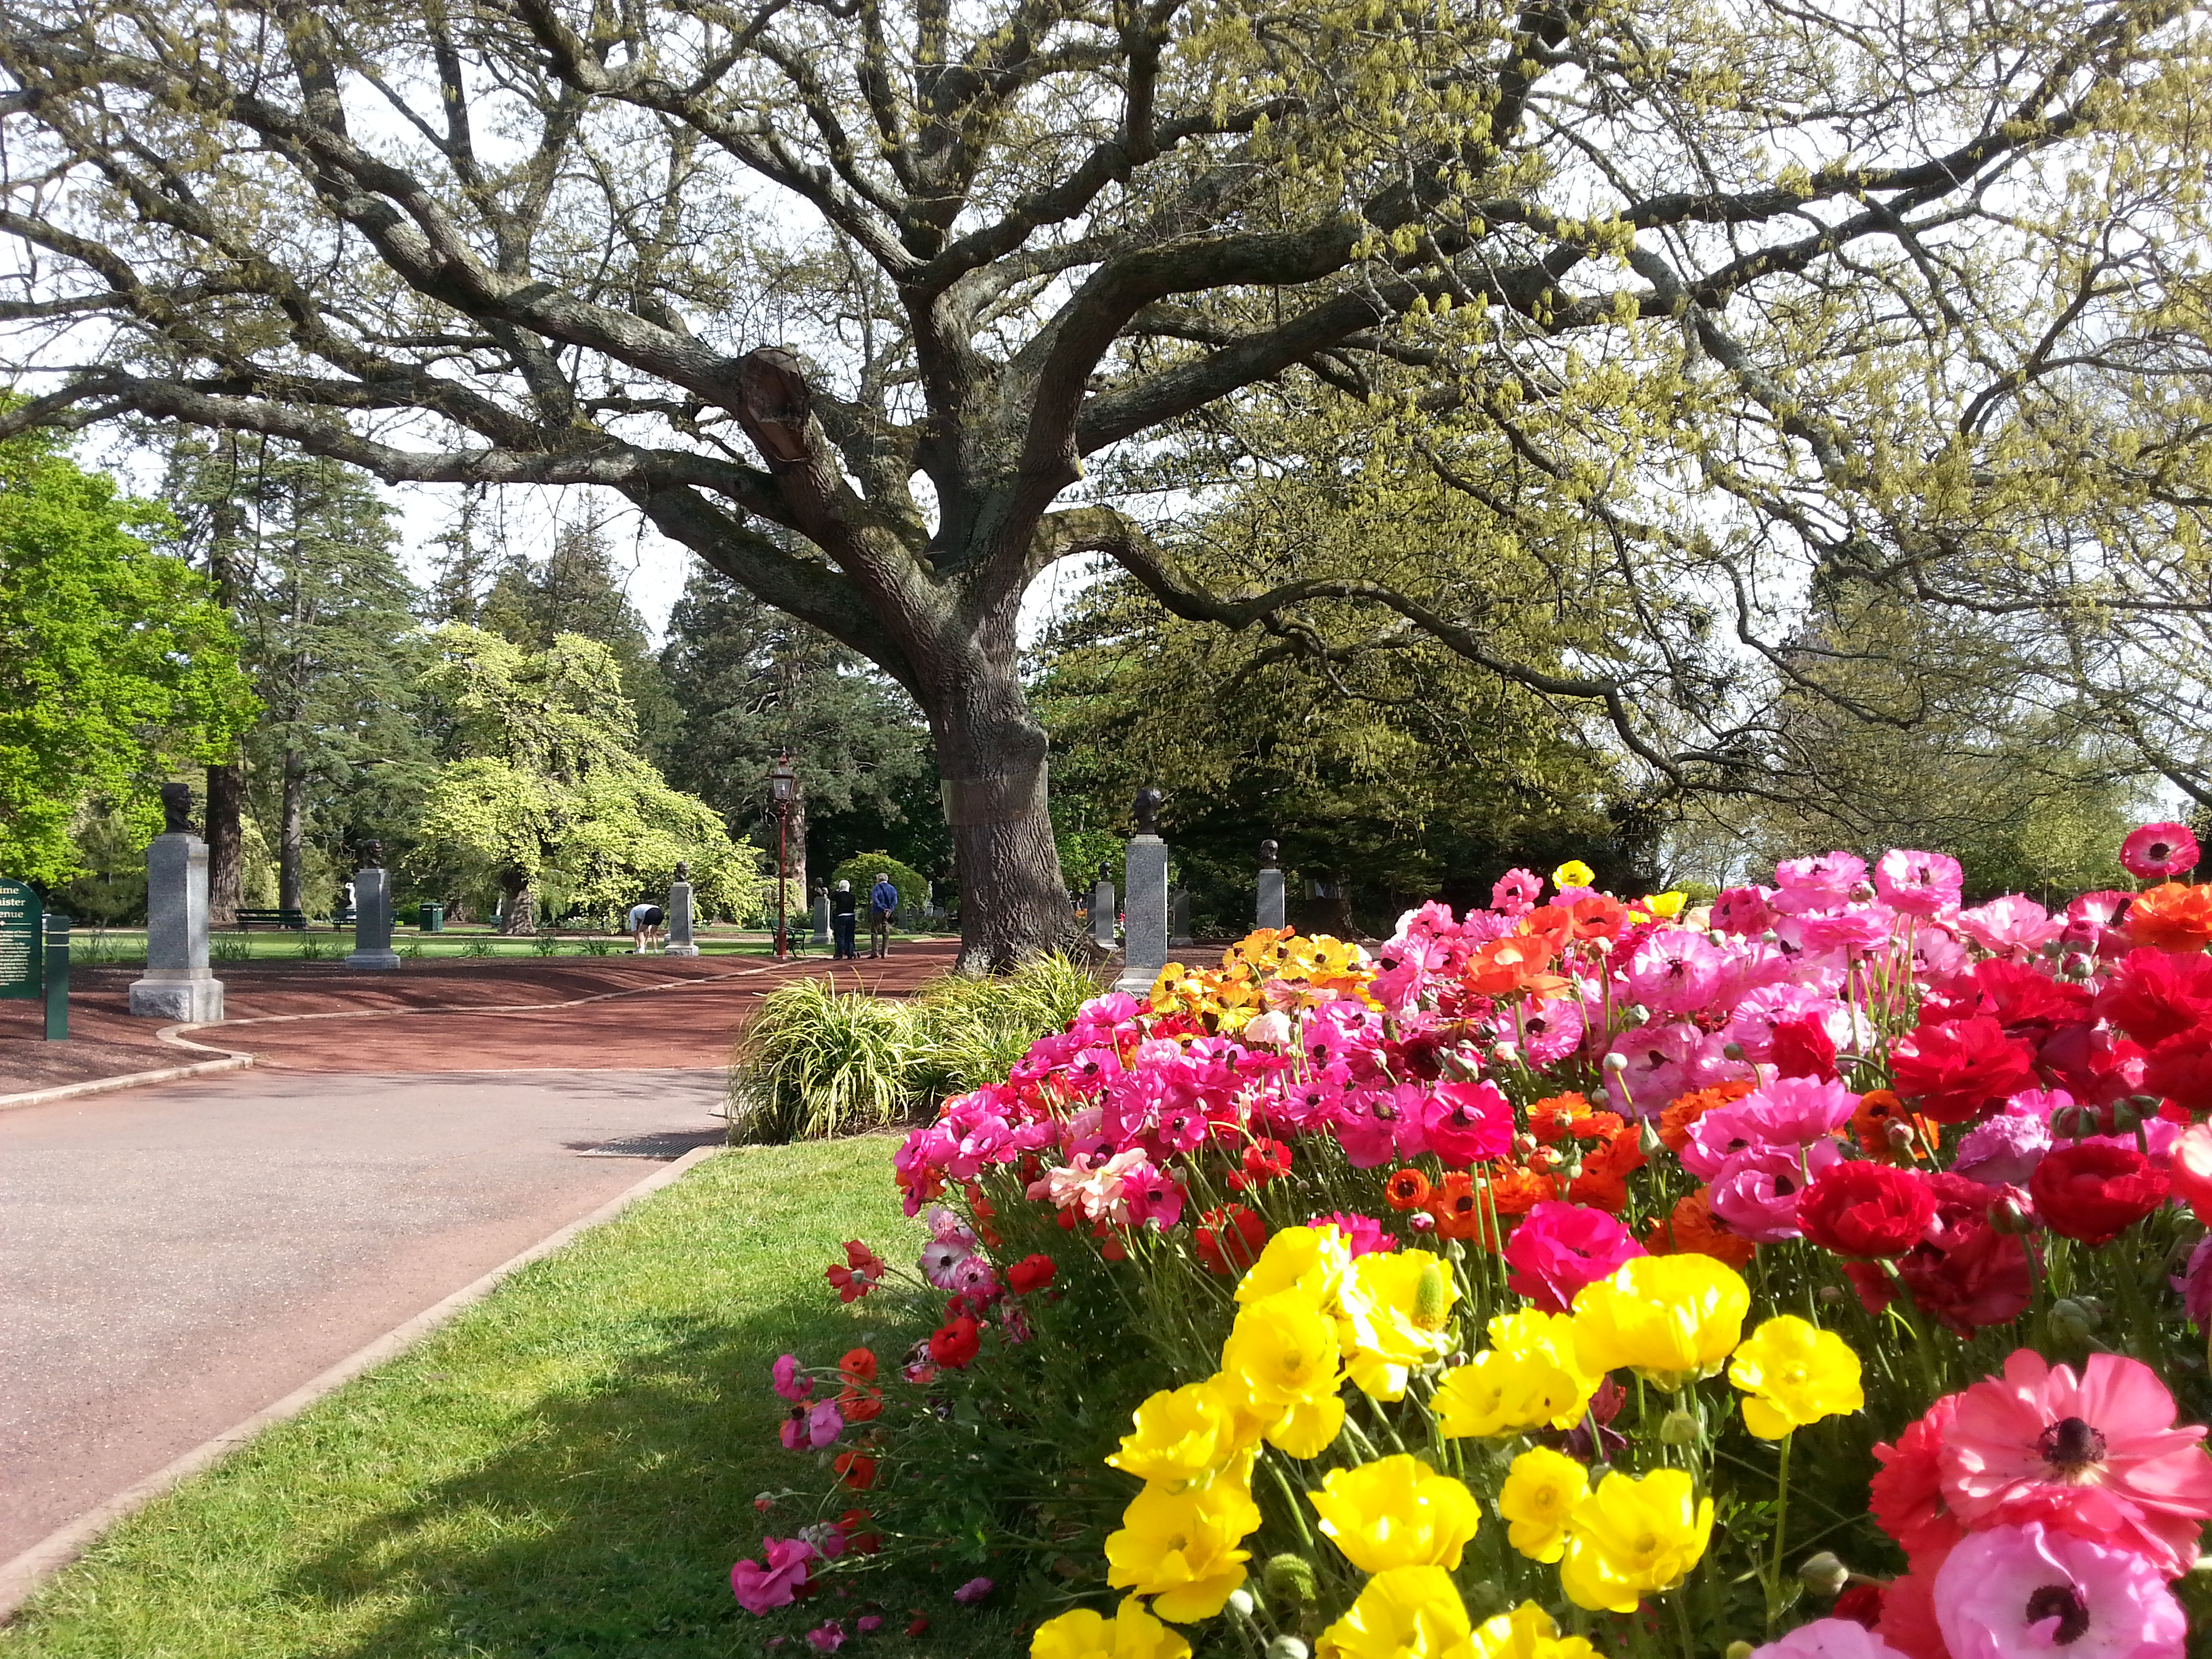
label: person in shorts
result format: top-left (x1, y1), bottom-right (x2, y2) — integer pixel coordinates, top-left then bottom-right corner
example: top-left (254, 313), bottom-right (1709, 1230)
top-left (831, 880), bottom-right (858, 958)
top-left (628, 900), bottom-right (665, 954)
top-left (869, 872), bottom-right (899, 958)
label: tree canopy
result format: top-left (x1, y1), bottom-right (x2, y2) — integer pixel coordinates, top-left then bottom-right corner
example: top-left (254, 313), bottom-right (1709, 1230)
top-left (0, 428), bottom-right (255, 884)
top-left (409, 625), bottom-right (763, 927)
top-left (3, 0), bottom-right (2209, 956)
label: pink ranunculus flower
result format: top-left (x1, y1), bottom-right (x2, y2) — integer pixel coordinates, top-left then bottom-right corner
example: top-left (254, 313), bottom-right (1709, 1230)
top-left (1933, 1521), bottom-right (2186, 1659)
top-left (806, 1618), bottom-right (847, 1652)
top-left (1708, 1139), bottom-right (1841, 1244)
top-left (1492, 867), bottom-right (1542, 914)
top-left (780, 1399), bottom-right (843, 1452)
top-left (1514, 996), bottom-right (1584, 1067)
top-left (1771, 851), bottom-right (1870, 915)
top-left (917, 1237), bottom-right (972, 1289)
top-left (1025, 1147), bottom-right (1148, 1225)
top-left (1679, 1076), bottom-right (1856, 1181)
top-left (1748, 1620), bottom-right (1913, 1659)
top-left (1950, 1090), bottom-right (2058, 1187)
top-left (1941, 1350), bottom-right (2212, 1576)
top-left (949, 1255), bottom-right (1001, 1302)
top-left (1422, 1079), bottom-right (1513, 1167)
top-left (1627, 929), bottom-right (1729, 1016)
top-left (953, 1576), bottom-right (994, 1604)
top-left (1120, 1159), bottom-right (1186, 1230)
top-left (731, 1536), bottom-right (816, 1614)
top-left (1503, 1200), bottom-right (1645, 1313)
top-left (1954, 893), bottom-right (2064, 958)
top-left (1603, 1021), bottom-right (1703, 1115)
top-left (772, 1353), bottom-right (813, 1402)
top-left (1313, 1211), bottom-right (1397, 1256)
top-left (2121, 822), bottom-right (2201, 882)
top-left (1875, 849), bottom-right (1965, 918)
top-left (1710, 884), bottom-right (1776, 937)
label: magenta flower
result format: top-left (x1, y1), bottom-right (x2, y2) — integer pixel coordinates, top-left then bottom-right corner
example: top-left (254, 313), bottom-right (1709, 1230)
top-left (805, 1619), bottom-right (847, 1652)
top-left (1941, 1350), bottom-right (2212, 1576)
top-left (1680, 1077), bottom-right (1855, 1181)
top-left (1627, 929), bottom-right (1729, 1016)
top-left (782, 1399), bottom-right (844, 1452)
top-left (1932, 1521), bottom-right (2185, 1659)
top-left (1770, 850), bottom-right (1870, 914)
top-left (1875, 849), bottom-right (1963, 918)
top-left (953, 1576), bottom-right (994, 1604)
top-left (1492, 867), bottom-right (1542, 914)
top-left (1422, 1080), bottom-right (1513, 1167)
top-left (2121, 822), bottom-right (2201, 882)
top-left (731, 1536), bottom-right (816, 1615)
top-left (1710, 884), bottom-right (1776, 936)
top-left (1748, 1620), bottom-right (1912, 1659)
top-left (1708, 1139), bottom-right (1841, 1244)
top-left (1120, 1158), bottom-right (1186, 1230)
top-left (1314, 1211), bottom-right (1397, 1257)
top-left (771, 1354), bottom-right (813, 1403)
top-left (1503, 1200), bottom-right (1645, 1313)
top-left (2173, 1236), bottom-right (2212, 1330)
top-left (1603, 1021), bottom-right (1702, 1114)
top-left (949, 1256), bottom-right (1001, 1302)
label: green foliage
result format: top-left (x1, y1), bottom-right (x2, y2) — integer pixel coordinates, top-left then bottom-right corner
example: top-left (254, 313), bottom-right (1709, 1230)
top-left (731, 955), bottom-right (1101, 1142)
top-left (408, 626), bottom-right (766, 928)
top-left (0, 429), bottom-right (255, 884)
top-left (829, 851), bottom-right (930, 924)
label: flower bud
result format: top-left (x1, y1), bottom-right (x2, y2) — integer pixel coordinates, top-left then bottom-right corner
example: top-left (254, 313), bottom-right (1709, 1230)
top-left (2050, 1297), bottom-right (2102, 1344)
top-left (1227, 1589), bottom-right (1256, 1619)
top-left (1658, 1408), bottom-right (1700, 1446)
top-left (1990, 1193), bottom-right (2033, 1234)
top-left (1817, 1284), bottom-right (1843, 1305)
top-left (1408, 1210), bottom-right (1436, 1232)
top-left (1886, 1120), bottom-right (1918, 1151)
top-left (1267, 1640), bottom-right (1311, 1659)
top-left (1726, 1643), bottom-right (1756, 1659)
top-left (1263, 1554), bottom-right (1318, 1607)
top-left (1798, 1551), bottom-right (1849, 1598)
top-left (1638, 1115), bottom-right (1664, 1157)
top-left (1761, 929), bottom-right (1780, 945)
top-left (1722, 1041), bottom-right (1746, 1061)
top-left (1603, 1052), bottom-right (1629, 1073)
top-left (1513, 1132), bottom-right (1539, 1158)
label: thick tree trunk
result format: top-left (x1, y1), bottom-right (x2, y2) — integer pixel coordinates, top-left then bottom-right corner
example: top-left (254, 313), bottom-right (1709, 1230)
top-left (499, 870), bottom-right (537, 934)
top-left (928, 661), bottom-right (1074, 973)
top-left (277, 749), bottom-right (306, 911)
top-left (205, 760), bottom-right (244, 926)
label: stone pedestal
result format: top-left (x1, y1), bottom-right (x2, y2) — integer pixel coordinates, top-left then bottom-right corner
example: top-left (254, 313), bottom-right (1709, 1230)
top-left (811, 889), bottom-right (832, 951)
top-left (131, 834), bottom-right (224, 1021)
top-left (346, 867), bottom-right (401, 970)
top-left (664, 878), bottom-right (699, 956)
top-left (1115, 836), bottom-right (1170, 996)
top-left (1092, 879), bottom-right (1117, 949)
top-left (1171, 888), bottom-right (1193, 947)
top-left (1258, 867), bottom-right (1287, 930)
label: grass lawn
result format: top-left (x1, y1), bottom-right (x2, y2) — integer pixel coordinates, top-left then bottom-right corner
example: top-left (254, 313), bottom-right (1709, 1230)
top-left (1, 1139), bottom-right (1024, 1659)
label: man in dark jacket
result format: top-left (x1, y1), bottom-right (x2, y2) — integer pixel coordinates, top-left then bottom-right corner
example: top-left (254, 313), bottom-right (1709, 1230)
top-left (830, 880), bottom-right (858, 959)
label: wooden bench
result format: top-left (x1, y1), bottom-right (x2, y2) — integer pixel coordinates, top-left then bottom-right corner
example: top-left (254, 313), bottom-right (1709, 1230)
top-left (233, 907), bottom-right (309, 931)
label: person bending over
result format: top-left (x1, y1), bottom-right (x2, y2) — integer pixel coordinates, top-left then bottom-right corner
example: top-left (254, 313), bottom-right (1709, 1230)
top-left (628, 901), bottom-right (666, 954)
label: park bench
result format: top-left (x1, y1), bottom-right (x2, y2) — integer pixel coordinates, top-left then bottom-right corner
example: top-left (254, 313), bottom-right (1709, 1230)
top-left (232, 907), bottom-right (309, 931)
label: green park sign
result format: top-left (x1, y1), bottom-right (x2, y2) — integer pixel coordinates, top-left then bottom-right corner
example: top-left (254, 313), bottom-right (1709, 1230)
top-left (0, 879), bottom-right (39, 999)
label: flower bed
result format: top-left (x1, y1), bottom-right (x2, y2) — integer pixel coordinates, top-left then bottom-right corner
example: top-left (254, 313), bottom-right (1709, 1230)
top-left (739, 829), bottom-right (2212, 1658)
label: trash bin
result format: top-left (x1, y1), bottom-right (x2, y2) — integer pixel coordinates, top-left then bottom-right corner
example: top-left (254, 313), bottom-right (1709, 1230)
top-left (419, 903), bottom-right (445, 933)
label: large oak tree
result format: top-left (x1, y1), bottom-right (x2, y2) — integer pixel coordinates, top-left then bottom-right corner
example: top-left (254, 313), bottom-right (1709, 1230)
top-left (1, 0), bottom-right (2208, 962)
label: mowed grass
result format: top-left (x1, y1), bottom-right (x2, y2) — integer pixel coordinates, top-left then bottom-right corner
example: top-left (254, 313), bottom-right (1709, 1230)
top-left (1, 1139), bottom-right (1022, 1659)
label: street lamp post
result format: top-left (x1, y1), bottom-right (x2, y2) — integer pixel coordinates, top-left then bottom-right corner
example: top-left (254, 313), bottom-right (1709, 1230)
top-left (770, 754), bottom-right (796, 960)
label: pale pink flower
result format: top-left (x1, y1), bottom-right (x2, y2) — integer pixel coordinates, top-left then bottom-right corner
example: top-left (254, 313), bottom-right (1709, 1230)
top-left (1240, 1009), bottom-right (1293, 1047)
top-left (781, 1399), bottom-right (842, 1451)
top-left (918, 1238), bottom-right (972, 1288)
top-left (1771, 851), bottom-right (1870, 915)
top-left (1492, 867), bottom-right (1543, 914)
top-left (1951, 1091), bottom-right (2055, 1187)
top-left (1933, 1521), bottom-right (2185, 1659)
top-left (1749, 1621), bottom-right (1912, 1659)
top-left (1627, 929), bottom-right (1729, 1016)
top-left (1708, 1139), bottom-right (1841, 1243)
top-left (1025, 1147), bottom-right (1148, 1226)
top-left (1954, 894), bottom-right (2064, 958)
top-left (1942, 1350), bottom-right (2212, 1576)
top-left (1875, 850), bottom-right (1965, 918)
top-left (1603, 1021), bottom-right (1702, 1114)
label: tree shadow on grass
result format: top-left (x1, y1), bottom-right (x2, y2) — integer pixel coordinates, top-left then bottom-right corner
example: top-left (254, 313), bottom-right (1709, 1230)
top-left (282, 1300), bottom-right (1025, 1659)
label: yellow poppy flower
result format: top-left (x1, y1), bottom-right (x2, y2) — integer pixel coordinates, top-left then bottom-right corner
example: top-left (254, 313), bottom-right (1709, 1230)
top-left (1551, 860), bottom-right (1595, 889)
top-left (1496, 1446), bottom-right (1589, 1563)
top-left (1103, 1475), bottom-right (1263, 1623)
top-left (1236, 1224), bottom-right (1352, 1309)
top-left (1221, 1290), bottom-right (1348, 1458)
top-left (1726, 1315), bottom-right (1864, 1439)
top-left (1557, 1468), bottom-right (1714, 1613)
top-left (1639, 891), bottom-right (1687, 919)
top-left (1338, 1249), bottom-right (1458, 1401)
top-left (1031, 1597), bottom-right (1193, 1659)
top-left (1469, 1601), bottom-right (1603, 1658)
top-left (1315, 1564), bottom-right (1474, 1659)
top-left (1107, 1376), bottom-right (1257, 1486)
top-left (1430, 1345), bottom-right (1591, 1440)
top-left (1307, 1454), bottom-right (1479, 1573)
top-left (1571, 1254), bottom-right (1749, 1388)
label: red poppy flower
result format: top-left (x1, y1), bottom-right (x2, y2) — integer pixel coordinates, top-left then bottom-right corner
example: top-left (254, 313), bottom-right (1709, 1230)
top-left (1006, 1253), bottom-right (1057, 1296)
top-left (926, 1316), bottom-right (981, 1370)
top-left (1889, 1016), bottom-right (2038, 1124)
top-left (833, 1451), bottom-right (878, 1490)
top-left (1797, 1161), bottom-right (1938, 1258)
top-left (824, 1240), bottom-right (886, 1303)
top-left (1382, 1167), bottom-right (1431, 1211)
top-left (837, 1509), bottom-right (882, 1554)
top-left (2143, 1026), bottom-right (2212, 1113)
top-left (2029, 1143), bottom-right (2169, 1246)
top-left (839, 1347), bottom-right (878, 1385)
top-left (837, 1384), bottom-right (884, 1422)
top-left (1241, 1138), bottom-right (1293, 1184)
top-left (1769, 1016), bottom-right (1840, 1082)
top-left (1193, 1204), bottom-right (1267, 1275)
top-left (2096, 948), bottom-right (2212, 1047)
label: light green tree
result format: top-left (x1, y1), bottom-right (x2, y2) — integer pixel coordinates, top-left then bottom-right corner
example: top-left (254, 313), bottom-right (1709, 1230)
top-left (410, 626), bottom-right (763, 929)
top-left (0, 428), bottom-right (255, 885)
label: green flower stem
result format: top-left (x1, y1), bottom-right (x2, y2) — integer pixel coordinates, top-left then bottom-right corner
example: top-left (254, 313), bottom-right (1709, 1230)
top-left (1765, 1431), bottom-right (1793, 1636)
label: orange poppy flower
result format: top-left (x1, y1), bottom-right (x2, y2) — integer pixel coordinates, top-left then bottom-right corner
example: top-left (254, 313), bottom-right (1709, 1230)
top-left (1643, 1189), bottom-right (1757, 1269)
top-left (2131, 882), bottom-right (2212, 951)
top-left (1463, 935), bottom-right (1561, 997)
top-left (1486, 1162), bottom-right (1557, 1216)
top-left (1565, 1170), bottom-right (1629, 1214)
top-left (1849, 1088), bottom-right (1940, 1162)
top-left (1383, 1167), bottom-right (1433, 1212)
top-left (1658, 1080), bottom-right (1757, 1153)
top-left (1426, 1172), bottom-right (1501, 1246)
top-left (1528, 1092), bottom-right (1593, 1144)
top-left (1583, 1127), bottom-right (1648, 1181)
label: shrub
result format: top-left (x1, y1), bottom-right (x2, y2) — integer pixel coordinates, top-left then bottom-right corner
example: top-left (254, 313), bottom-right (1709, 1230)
top-left (746, 831), bottom-right (2212, 1656)
top-left (828, 851), bottom-right (930, 927)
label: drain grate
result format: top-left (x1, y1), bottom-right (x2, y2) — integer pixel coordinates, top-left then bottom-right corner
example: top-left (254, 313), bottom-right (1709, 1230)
top-left (567, 1127), bottom-right (728, 1159)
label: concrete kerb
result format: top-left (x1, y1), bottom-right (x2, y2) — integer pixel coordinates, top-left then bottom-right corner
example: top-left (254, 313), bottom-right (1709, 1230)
top-left (0, 1141), bottom-right (726, 1626)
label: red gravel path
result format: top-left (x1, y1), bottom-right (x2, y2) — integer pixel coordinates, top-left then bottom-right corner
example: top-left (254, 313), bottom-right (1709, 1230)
top-left (0, 944), bottom-right (962, 1090)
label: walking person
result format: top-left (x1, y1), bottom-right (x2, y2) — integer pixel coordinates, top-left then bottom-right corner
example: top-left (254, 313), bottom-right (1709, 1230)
top-left (628, 899), bottom-right (666, 954)
top-left (830, 880), bottom-right (858, 959)
top-left (868, 870), bottom-right (899, 958)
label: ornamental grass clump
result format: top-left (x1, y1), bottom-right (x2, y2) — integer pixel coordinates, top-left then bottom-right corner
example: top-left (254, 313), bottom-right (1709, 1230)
top-left (741, 824), bottom-right (2212, 1657)
top-left (729, 975), bottom-right (922, 1141)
